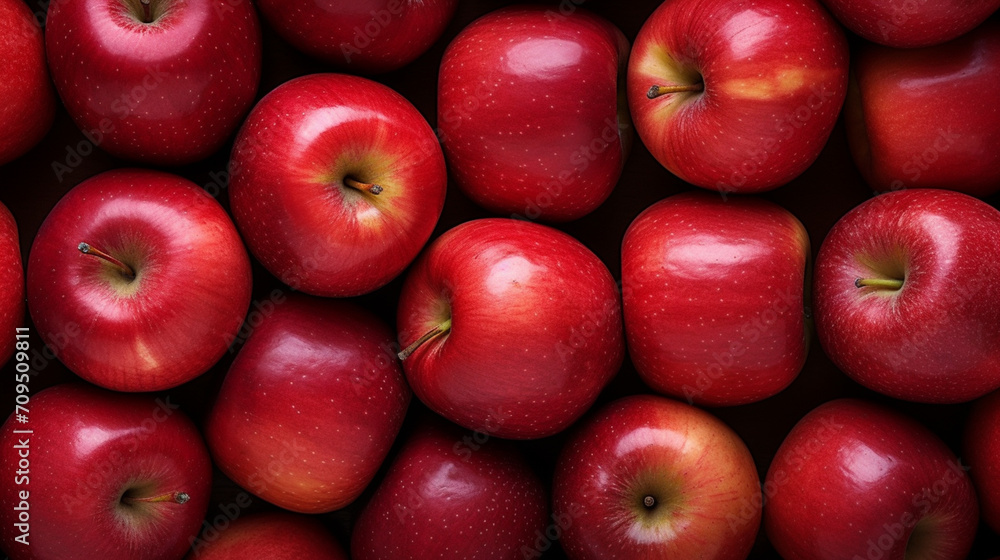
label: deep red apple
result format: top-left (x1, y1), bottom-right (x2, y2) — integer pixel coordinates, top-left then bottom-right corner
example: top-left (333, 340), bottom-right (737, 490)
top-left (351, 419), bottom-right (548, 559)
top-left (27, 169), bottom-right (252, 391)
top-left (228, 73), bottom-right (447, 297)
top-left (257, 0), bottom-right (457, 74)
top-left (820, 0), bottom-right (1000, 48)
top-left (0, 201), bottom-right (23, 366)
top-left (964, 389), bottom-right (1000, 534)
top-left (552, 394), bottom-right (761, 559)
top-left (396, 218), bottom-right (624, 440)
top-left (205, 294), bottom-right (410, 514)
top-left (0, 0), bottom-right (55, 166)
top-left (813, 188), bottom-right (1000, 403)
top-left (438, 6), bottom-right (631, 221)
top-left (45, 0), bottom-right (261, 165)
top-left (0, 383), bottom-right (212, 560)
top-left (845, 20), bottom-right (1000, 198)
top-left (765, 398), bottom-right (978, 560)
top-left (187, 511), bottom-right (346, 559)
top-left (628, 0), bottom-right (848, 194)
top-left (622, 192), bottom-right (810, 406)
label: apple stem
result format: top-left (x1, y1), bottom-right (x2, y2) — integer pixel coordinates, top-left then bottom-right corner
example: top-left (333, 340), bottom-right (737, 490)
top-left (78, 243), bottom-right (136, 280)
top-left (343, 176), bottom-right (384, 196)
top-left (122, 491), bottom-right (189, 505)
top-left (854, 277), bottom-right (904, 290)
top-left (139, 0), bottom-right (152, 23)
top-left (643, 495), bottom-right (656, 508)
top-left (398, 319), bottom-right (452, 360)
top-left (647, 83), bottom-right (704, 99)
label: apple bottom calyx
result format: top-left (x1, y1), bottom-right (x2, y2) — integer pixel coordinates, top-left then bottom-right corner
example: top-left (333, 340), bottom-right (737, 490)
top-left (398, 319), bottom-right (452, 360)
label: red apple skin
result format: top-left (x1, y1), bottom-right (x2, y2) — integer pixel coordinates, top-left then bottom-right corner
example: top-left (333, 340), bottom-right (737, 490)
top-left (628, 0), bottom-right (848, 193)
top-left (205, 294), bottom-right (411, 514)
top-left (553, 394), bottom-right (761, 560)
top-left (26, 169), bottom-right (253, 392)
top-left (351, 420), bottom-right (548, 560)
top-left (396, 218), bottom-right (624, 440)
top-left (186, 512), bottom-right (346, 559)
top-left (813, 189), bottom-right (1000, 403)
top-left (765, 399), bottom-right (978, 560)
top-left (964, 390), bottom-right (1000, 533)
top-left (257, 0), bottom-right (457, 74)
top-left (820, 0), bottom-right (1000, 48)
top-left (622, 192), bottom-right (810, 406)
top-left (438, 6), bottom-right (631, 222)
top-left (0, 202), bottom-right (24, 366)
top-left (0, 0), bottom-right (55, 165)
top-left (229, 73), bottom-right (447, 297)
top-left (845, 21), bottom-right (1000, 198)
top-left (0, 383), bottom-right (212, 560)
top-left (45, 0), bottom-right (261, 165)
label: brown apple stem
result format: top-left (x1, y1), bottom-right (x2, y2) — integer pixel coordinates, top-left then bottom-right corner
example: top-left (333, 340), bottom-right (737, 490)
top-left (854, 277), bottom-right (904, 290)
top-left (643, 495), bottom-right (656, 508)
top-left (78, 243), bottom-right (136, 280)
top-left (122, 491), bottom-right (189, 505)
top-left (139, 0), bottom-right (152, 23)
top-left (647, 83), bottom-right (704, 99)
top-left (397, 319), bottom-right (452, 360)
top-left (343, 176), bottom-right (384, 195)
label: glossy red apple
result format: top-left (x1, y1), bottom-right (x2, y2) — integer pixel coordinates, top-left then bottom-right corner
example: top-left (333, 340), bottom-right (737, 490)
top-left (396, 218), bottom-right (624, 440)
top-left (964, 390), bottom-right (1000, 534)
top-left (27, 169), bottom-right (252, 391)
top-left (0, 202), bottom-right (23, 366)
top-left (0, 383), bottom-right (212, 560)
top-left (622, 192), bottom-right (810, 406)
top-left (813, 189), bottom-right (1000, 403)
top-left (438, 6), bottom-right (631, 221)
top-left (351, 419), bottom-right (548, 559)
top-left (187, 511), bottom-right (346, 559)
top-left (820, 0), bottom-right (1000, 48)
top-left (628, 0), bottom-right (848, 194)
top-left (765, 398), bottom-right (978, 560)
top-left (205, 294), bottom-right (410, 514)
top-left (45, 0), bottom-right (261, 165)
top-left (0, 0), bottom-right (55, 166)
top-left (553, 394), bottom-right (761, 559)
top-left (845, 21), bottom-right (1000, 198)
top-left (257, 0), bottom-right (457, 74)
top-left (229, 73), bottom-right (447, 297)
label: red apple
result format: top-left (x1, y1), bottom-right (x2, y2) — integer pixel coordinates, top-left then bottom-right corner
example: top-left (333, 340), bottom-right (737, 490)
top-left (964, 389), bottom-right (1000, 534)
top-left (0, 0), bottom-right (55, 166)
top-left (552, 394), bottom-right (761, 559)
top-left (627, 0), bottom-right (848, 194)
top-left (257, 0), bottom-right (457, 74)
top-left (765, 398), bottom-right (978, 560)
top-left (813, 188), bottom-right (1000, 403)
top-left (437, 6), bottom-right (631, 221)
top-left (820, 0), bottom-right (1000, 48)
top-left (187, 511), bottom-right (346, 559)
top-left (622, 192), bottom-right (810, 406)
top-left (205, 294), bottom-right (410, 514)
top-left (27, 169), bottom-right (252, 392)
top-left (0, 383), bottom-right (212, 560)
top-left (845, 21), bottom-right (1000, 198)
top-left (0, 201), bottom-right (24, 366)
top-left (45, 0), bottom-right (261, 165)
top-left (228, 73), bottom-right (447, 297)
top-left (396, 218), bottom-right (624, 440)
top-left (351, 419), bottom-right (548, 559)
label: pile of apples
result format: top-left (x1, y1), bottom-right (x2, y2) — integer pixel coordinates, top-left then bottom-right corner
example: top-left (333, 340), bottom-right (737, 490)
top-left (0, 0), bottom-right (999, 558)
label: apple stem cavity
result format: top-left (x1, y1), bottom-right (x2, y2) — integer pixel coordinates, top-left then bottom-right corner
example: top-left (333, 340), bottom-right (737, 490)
top-left (344, 176), bottom-right (384, 196)
top-left (78, 242), bottom-right (136, 281)
top-left (398, 319), bottom-right (452, 360)
top-left (647, 83), bottom-right (704, 99)
top-left (139, 0), bottom-right (152, 23)
top-left (854, 277), bottom-right (904, 290)
top-left (643, 495), bottom-right (656, 509)
top-left (122, 491), bottom-right (189, 505)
